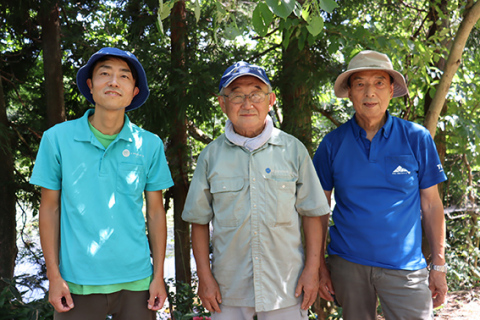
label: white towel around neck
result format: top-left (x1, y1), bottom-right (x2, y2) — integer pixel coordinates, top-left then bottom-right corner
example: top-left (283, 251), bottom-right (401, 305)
top-left (225, 115), bottom-right (273, 151)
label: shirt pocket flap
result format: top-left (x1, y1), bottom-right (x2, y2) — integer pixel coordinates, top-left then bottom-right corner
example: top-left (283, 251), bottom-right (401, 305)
top-left (210, 178), bottom-right (244, 194)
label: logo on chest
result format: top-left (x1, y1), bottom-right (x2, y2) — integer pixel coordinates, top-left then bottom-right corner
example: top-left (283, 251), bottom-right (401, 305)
top-left (392, 165), bottom-right (411, 175)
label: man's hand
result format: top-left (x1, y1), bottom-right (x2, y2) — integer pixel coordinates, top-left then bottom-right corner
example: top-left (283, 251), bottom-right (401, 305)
top-left (48, 276), bottom-right (74, 313)
top-left (429, 269), bottom-right (448, 308)
top-left (148, 278), bottom-right (168, 311)
top-left (198, 273), bottom-right (222, 313)
top-left (318, 263), bottom-right (335, 303)
top-left (295, 266), bottom-right (319, 310)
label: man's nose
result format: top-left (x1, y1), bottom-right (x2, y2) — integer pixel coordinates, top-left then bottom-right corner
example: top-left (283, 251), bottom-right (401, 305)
top-left (108, 75), bottom-right (120, 87)
top-left (364, 83), bottom-right (375, 96)
top-left (241, 98), bottom-right (254, 109)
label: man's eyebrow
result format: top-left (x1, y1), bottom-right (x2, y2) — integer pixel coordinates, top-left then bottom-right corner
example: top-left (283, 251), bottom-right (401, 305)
top-left (97, 64), bottom-right (132, 73)
top-left (351, 75), bottom-right (387, 81)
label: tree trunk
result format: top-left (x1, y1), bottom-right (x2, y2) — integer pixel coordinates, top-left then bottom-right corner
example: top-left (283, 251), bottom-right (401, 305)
top-left (424, 0), bottom-right (480, 138)
top-left (169, 0), bottom-right (191, 286)
top-left (0, 76), bottom-right (17, 290)
top-left (40, 3), bottom-right (65, 127)
top-left (279, 26), bottom-right (314, 155)
top-left (421, 0), bottom-right (449, 263)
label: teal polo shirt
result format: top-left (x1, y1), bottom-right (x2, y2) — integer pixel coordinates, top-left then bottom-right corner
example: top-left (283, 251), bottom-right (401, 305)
top-left (30, 109), bottom-right (174, 286)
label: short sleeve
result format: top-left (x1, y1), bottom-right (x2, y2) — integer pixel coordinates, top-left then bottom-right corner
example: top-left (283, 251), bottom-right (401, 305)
top-left (30, 131), bottom-right (62, 190)
top-left (295, 145), bottom-right (331, 217)
top-left (416, 131), bottom-right (447, 189)
top-left (182, 149), bottom-right (214, 225)
top-left (313, 138), bottom-right (334, 192)
top-left (145, 137), bottom-right (174, 191)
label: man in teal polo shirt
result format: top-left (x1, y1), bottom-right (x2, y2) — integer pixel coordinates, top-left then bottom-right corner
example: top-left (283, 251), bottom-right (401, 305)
top-left (30, 47), bottom-right (173, 319)
top-left (182, 62), bottom-right (331, 320)
top-left (313, 50), bottom-right (447, 319)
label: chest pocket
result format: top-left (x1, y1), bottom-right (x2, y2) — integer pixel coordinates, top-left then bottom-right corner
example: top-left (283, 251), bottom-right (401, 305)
top-left (385, 155), bottom-right (418, 188)
top-left (210, 178), bottom-right (245, 227)
top-left (265, 175), bottom-right (297, 227)
top-left (117, 163), bottom-right (146, 195)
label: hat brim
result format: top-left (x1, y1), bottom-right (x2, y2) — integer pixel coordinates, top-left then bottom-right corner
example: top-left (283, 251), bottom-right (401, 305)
top-left (76, 48), bottom-right (149, 112)
top-left (221, 73), bottom-right (272, 91)
top-left (334, 67), bottom-right (408, 98)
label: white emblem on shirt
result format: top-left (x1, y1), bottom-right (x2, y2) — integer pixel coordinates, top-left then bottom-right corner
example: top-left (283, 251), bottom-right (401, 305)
top-left (122, 149), bottom-right (130, 157)
top-left (392, 165), bottom-right (410, 175)
top-left (437, 164), bottom-right (444, 172)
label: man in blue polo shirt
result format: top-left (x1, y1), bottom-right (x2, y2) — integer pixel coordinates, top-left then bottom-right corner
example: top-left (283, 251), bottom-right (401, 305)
top-left (30, 47), bottom-right (173, 319)
top-left (313, 50), bottom-right (448, 319)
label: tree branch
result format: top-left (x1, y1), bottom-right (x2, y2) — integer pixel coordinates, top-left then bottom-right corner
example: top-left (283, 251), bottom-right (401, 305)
top-left (424, 0), bottom-right (480, 138)
top-left (186, 120), bottom-right (213, 144)
top-left (313, 106), bottom-right (342, 128)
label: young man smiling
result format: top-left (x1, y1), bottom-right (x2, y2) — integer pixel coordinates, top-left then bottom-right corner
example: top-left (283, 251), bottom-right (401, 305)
top-left (30, 48), bottom-right (173, 320)
top-left (182, 61), bottom-right (330, 320)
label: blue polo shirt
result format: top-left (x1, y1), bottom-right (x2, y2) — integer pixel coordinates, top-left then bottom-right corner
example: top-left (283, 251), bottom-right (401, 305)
top-left (313, 112), bottom-right (447, 270)
top-left (30, 109), bottom-right (174, 285)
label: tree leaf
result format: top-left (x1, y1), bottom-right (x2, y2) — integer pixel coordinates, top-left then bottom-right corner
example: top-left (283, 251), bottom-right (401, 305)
top-left (194, 0), bottom-right (201, 23)
top-left (306, 15), bottom-right (324, 37)
top-left (252, 2), bottom-right (273, 36)
top-left (266, 0), bottom-right (296, 20)
top-left (319, 0), bottom-right (339, 13)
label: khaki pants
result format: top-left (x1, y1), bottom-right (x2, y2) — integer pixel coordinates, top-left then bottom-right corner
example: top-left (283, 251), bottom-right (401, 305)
top-left (212, 302), bottom-right (308, 320)
top-left (54, 290), bottom-right (155, 320)
top-left (329, 255), bottom-right (433, 320)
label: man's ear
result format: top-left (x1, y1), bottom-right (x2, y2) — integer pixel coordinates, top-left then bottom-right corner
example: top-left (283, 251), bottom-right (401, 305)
top-left (218, 95), bottom-right (227, 114)
top-left (87, 79), bottom-right (93, 92)
top-left (133, 86), bottom-right (140, 97)
top-left (269, 92), bottom-right (276, 111)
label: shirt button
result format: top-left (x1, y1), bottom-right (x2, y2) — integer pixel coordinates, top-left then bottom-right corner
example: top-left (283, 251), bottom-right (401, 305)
top-left (253, 178), bottom-right (256, 182)
top-left (282, 184), bottom-right (286, 188)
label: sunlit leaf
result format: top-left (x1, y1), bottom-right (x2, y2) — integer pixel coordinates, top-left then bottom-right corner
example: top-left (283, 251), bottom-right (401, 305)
top-left (319, 0), bottom-right (339, 13)
top-left (306, 15), bottom-right (324, 37)
top-left (266, 0), bottom-right (296, 20)
top-left (194, 0), bottom-right (201, 23)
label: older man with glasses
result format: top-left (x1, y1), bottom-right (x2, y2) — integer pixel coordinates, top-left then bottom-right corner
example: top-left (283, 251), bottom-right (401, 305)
top-left (182, 61), bottom-right (330, 320)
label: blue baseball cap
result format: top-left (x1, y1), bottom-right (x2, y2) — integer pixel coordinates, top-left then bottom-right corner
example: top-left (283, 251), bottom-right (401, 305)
top-left (76, 47), bottom-right (149, 112)
top-left (219, 61), bottom-right (271, 93)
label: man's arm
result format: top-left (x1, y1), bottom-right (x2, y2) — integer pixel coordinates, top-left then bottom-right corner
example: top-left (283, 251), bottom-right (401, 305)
top-left (145, 190), bottom-right (168, 311)
top-left (38, 188), bottom-right (74, 312)
top-left (191, 223), bottom-right (222, 313)
top-left (420, 184), bottom-right (447, 308)
top-left (317, 190), bottom-right (334, 302)
top-left (295, 216), bottom-right (322, 310)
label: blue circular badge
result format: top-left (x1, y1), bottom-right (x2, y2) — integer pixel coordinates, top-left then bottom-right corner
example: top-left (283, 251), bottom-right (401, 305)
top-left (265, 168), bottom-right (271, 174)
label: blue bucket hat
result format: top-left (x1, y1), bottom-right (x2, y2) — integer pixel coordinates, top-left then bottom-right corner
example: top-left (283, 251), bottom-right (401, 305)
top-left (76, 47), bottom-right (149, 112)
top-left (219, 61), bottom-right (271, 93)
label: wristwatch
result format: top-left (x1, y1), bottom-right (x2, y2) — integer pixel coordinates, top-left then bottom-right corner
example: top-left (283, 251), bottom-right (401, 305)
top-left (429, 263), bottom-right (448, 273)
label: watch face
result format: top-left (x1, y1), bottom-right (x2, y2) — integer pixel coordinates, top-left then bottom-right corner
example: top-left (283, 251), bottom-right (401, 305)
top-left (432, 264), bottom-right (448, 272)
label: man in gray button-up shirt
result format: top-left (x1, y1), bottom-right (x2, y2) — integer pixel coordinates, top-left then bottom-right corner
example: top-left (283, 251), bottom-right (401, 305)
top-left (182, 61), bottom-right (330, 320)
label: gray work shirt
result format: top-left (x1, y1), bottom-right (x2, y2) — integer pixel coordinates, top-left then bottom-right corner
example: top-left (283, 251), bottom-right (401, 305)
top-left (182, 128), bottom-right (330, 312)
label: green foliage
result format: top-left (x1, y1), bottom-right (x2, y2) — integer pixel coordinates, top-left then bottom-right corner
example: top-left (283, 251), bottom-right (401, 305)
top-left (165, 276), bottom-right (210, 320)
top-left (0, 277), bottom-right (53, 320)
top-left (3, 0), bottom-right (480, 308)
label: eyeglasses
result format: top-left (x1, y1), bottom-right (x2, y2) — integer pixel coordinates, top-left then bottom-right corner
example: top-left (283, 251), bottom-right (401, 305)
top-left (223, 91), bottom-right (271, 104)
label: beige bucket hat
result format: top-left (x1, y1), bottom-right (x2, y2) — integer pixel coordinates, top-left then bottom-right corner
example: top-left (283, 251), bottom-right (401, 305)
top-left (334, 50), bottom-right (408, 98)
